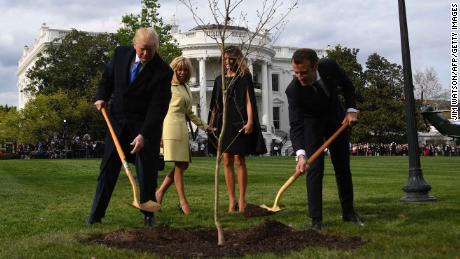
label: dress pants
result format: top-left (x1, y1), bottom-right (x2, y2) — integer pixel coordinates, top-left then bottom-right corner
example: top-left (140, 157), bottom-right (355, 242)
top-left (88, 127), bottom-right (158, 219)
top-left (303, 117), bottom-right (355, 220)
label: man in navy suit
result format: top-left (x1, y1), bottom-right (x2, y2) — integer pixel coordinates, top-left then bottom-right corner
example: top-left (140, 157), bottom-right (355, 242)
top-left (285, 48), bottom-right (363, 231)
top-left (87, 27), bottom-right (173, 227)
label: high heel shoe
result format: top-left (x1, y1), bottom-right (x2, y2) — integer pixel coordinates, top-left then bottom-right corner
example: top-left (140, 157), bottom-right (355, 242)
top-left (178, 203), bottom-right (190, 215)
top-left (239, 202), bottom-right (247, 213)
top-left (155, 191), bottom-right (163, 205)
top-left (228, 202), bottom-right (238, 213)
top-left (178, 203), bottom-right (184, 214)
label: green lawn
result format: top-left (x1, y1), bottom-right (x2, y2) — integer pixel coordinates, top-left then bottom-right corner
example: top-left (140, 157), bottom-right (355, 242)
top-left (0, 156), bottom-right (459, 258)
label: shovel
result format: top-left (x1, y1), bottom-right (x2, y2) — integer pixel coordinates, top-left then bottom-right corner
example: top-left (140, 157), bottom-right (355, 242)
top-left (260, 123), bottom-right (349, 213)
top-left (100, 107), bottom-right (161, 213)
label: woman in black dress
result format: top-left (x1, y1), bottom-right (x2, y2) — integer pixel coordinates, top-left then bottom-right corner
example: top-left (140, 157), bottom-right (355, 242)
top-left (208, 45), bottom-right (267, 213)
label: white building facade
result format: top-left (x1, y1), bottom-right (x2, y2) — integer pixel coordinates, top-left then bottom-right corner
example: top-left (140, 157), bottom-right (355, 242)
top-left (17, 24), bottom-right (326, 152)
top-left (17, 24), bottom-right (70, 109)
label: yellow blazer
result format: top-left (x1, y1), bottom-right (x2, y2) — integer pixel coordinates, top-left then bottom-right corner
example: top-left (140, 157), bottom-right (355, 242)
top-left (162, 83), bottom-right (208, 161)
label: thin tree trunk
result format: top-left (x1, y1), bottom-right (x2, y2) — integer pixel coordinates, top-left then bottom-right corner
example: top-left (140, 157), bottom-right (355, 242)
top-left (214, 150), bottom-right (224, 245)
top-left (214, 40), bottom-right (228, 246)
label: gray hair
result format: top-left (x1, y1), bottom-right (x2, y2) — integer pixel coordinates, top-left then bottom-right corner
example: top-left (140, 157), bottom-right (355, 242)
top-left (133, 27), bottom-right (159, 52)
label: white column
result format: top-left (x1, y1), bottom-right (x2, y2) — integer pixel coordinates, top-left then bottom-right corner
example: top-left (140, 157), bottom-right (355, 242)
top-left (247, 58), bottom-right (253, 76)
top-left (261, 61), bottom-right (270, 132)
top-left (199, 57), bottom-right (208, 121)
top-left (267, 67), bottom-right (273, 132)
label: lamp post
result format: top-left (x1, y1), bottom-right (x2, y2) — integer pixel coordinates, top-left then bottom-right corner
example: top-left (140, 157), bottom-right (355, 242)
top-left (62, 119), bottom-right (67, 152)
top-left (398, 0), bottom-right (436, 201)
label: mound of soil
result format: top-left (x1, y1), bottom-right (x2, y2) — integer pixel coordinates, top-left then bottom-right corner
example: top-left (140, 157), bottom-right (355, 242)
top-left (242, 203), bottom-right (277, 217)
top-left (87, 220), bottom-right (365, 257)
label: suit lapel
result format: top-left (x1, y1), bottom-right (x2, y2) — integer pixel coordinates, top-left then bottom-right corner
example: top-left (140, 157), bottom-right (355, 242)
top-left (123, 49), bottom-right (136, 89)
top-left (133, 55), bottom-right (160, 89)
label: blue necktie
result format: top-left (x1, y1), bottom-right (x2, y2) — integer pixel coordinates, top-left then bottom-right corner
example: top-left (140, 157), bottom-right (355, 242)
top-left (130, 62), bottom-right (141, 83)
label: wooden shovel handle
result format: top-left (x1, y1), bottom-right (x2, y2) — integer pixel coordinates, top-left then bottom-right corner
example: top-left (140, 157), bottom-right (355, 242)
top-left (306, 123), bottom-right (349, 165)
top-left (100, 107), bottom-right (141, 207)
top-left (294, 123), bottom-right (349, 177)
top-left (266, 123), bottom-right (349, 211)
top-left (100, 107), bottom-right (127, 163)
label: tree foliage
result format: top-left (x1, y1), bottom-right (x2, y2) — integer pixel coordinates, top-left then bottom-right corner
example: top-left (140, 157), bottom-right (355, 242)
top-left (0, 105), bottom-right (16, 113)
top-left (0, 106), bottom-right (19, 143)
top-left (326, 45), bottom-right (365, 105)
top-left (25, 30), bottom-right (118, 101)
top-left (117, 0), bottom-right (182, 63)
top-left (16, 91), bottom-right (100, 144)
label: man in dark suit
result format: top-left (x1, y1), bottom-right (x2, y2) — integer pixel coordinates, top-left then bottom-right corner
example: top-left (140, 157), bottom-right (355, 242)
top-left (87, 27), bottom-right (173, 227)
top-left (285, 48), bottom-right (363, 231)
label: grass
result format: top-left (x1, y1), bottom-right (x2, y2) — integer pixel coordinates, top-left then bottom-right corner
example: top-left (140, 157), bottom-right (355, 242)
top-left (0, 156), bottom-right (459, 258)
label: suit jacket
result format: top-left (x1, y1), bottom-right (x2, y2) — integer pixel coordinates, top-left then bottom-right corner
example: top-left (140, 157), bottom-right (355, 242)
top-left (163, 83), bottom-right (207, 140)
top-left (285, 58), bottom-right (356, 152)
top-left (96, 46), bottom-right (173, 155)
top-left (162, 83), bottom-right (208, 161)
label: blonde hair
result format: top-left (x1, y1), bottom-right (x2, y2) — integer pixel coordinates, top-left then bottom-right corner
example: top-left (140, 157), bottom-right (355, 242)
top-left (132, 27), bottom-right (159, 53)
top-left (170, 56), bottom-right (193, 83)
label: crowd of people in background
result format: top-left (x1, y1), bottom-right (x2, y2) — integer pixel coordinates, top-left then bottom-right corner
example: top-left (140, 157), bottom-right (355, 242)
top-left (2, 139), bottom-right (459, 159)
top-left (349, 143), bottom-right (460, 157)
top-left (12, 135), bottom-right (105, 159)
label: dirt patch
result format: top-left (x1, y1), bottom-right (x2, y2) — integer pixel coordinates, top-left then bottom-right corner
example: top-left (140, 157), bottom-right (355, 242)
top-left (242, 203), bottom-right (277, 218)
top-left (86, 220), bottom-right (365, 257)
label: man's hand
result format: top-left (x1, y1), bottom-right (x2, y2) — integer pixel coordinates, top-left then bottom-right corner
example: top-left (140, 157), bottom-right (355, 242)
top-left (296, 155), bottom-right (308, 174)
top-left (94, 100), bottom-right (105, 111)
top-left (342, 111), bottom-right (358, 126)
top-left (130, 134), bottom-right (145, 154)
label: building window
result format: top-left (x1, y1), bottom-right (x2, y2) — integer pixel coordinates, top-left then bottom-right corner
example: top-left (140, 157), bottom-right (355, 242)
top-left (272, 74), bottom-right (279, 92)
top-left (273, 107), bottom-right (280, 130)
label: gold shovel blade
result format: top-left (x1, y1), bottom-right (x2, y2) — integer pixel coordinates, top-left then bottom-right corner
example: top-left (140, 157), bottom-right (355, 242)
top-left (260, 204), bottom-right (283, 213)
top-left (129, 200), bottom-right (162, 212)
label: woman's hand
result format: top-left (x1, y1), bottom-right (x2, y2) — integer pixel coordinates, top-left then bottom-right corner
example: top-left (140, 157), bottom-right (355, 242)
top-left (206, 125), bottom-right (217, 133)
top-left (241, 121), bottom-right (254, 134)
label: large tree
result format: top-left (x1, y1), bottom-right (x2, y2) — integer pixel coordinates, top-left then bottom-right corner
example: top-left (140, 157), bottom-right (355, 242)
top-left (357, 53), bottom-right (407, 143)
top-left (25, 30), bottom-right (118, 101)
top-left (117, 0), bottom-right (182, 63)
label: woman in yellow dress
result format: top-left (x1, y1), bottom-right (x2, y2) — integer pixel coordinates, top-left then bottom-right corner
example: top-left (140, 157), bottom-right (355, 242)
top-left (156, 57), bottom-right (211, 214)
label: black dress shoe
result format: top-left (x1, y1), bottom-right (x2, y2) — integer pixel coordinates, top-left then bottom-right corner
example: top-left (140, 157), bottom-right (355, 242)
top-left (86, 216), bottom-right (101, 225)
top-left (311, 219), bottom-right (324, 232)
top-left (144, 215), bottom-right (156, 228)
top-left (343, 213), bottom-right (364, 226)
